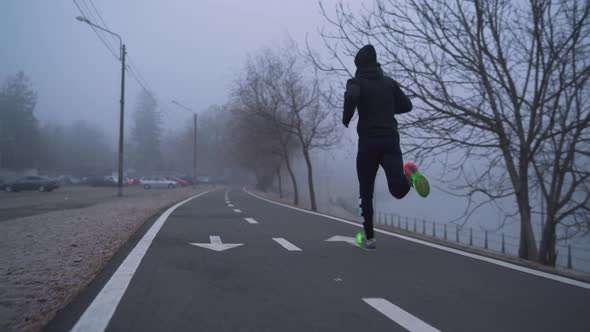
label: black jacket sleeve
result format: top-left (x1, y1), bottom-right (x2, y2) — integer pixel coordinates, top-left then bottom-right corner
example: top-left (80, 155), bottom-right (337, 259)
top-left (343, 78), bottom-right (360, 127)
top-left (392, 80), bottom-right (412, 114)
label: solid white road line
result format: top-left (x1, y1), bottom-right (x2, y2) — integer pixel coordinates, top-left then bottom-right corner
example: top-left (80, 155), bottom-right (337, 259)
top-left (233, 209), bottom-right (242, 213)
top-left (244, 218), bottom-right (258, 224)
top-left (244, 188), bottom-right (590, 290)
top-left (363, 298), bottom-right (440, 332)
top-left (70, 190), bottom-right (212, 332)
top-left (273, 238), bottom-right (302, 251)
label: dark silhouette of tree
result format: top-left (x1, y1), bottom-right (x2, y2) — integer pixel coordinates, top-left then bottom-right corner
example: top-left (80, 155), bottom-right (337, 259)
top-left (0, 71), bottom-right (39, 170)
top-left (130, 90), bottom-right (162, 173)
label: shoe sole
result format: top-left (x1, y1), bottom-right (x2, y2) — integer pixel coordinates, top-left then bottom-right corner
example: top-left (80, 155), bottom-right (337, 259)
top-left (356, 233), bottom-right (376, 250)
top-left (413, 173), bottom-right (430, 198)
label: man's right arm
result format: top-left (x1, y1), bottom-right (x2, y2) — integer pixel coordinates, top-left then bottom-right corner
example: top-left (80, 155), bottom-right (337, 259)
top-left (343, 79), bottom-right (360, 128)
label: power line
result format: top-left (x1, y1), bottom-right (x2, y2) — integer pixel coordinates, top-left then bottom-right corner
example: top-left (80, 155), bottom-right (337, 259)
top-left (84, 0), bottom-right (121, 53)
top-left (73, 0), bottom-right (187, 119)
top-left (73, 0), bottom-right (120, 60)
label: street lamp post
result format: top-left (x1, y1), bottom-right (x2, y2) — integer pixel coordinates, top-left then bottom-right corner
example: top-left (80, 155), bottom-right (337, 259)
top-left (171, 101), bottom-right (197, 188)
top-left (76, 16), bottom-right (126, 197)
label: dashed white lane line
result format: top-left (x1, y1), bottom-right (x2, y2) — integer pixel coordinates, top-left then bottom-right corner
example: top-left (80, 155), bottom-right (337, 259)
top-left (70, 190), bottom-right (212, 332)
top-left (228, 204), bottom-right (234, 207)
top-left (272, 238), bottom-right (302, 251)
top-left (363, 298), bottom-right (441, 332)
top-left (244, 188), bottom-right (590, 290)
top-left (244, 218), bottom-right (258, 224)
top-left (233, 209), bottom-right (242, 213)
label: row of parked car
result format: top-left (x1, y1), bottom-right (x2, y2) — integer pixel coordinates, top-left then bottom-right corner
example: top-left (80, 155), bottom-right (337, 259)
top-left (0, 176), bottom-right (60, 193)
top-left (0, 173), bottom-right (225, 193)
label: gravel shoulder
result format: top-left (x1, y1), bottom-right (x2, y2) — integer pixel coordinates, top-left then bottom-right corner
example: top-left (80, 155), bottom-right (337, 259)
top-left (0, 186), bottom-right (212, 332)
top-left (0, 186), bottom-right (161, 222)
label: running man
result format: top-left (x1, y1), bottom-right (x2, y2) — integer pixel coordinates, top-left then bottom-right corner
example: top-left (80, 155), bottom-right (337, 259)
top-left (343, 44), bottom-right (430, 250)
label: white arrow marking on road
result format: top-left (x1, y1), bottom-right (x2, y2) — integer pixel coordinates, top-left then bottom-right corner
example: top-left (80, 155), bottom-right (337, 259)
top-left (325, 235), bottom-right (360, 247)
top-left (244, 218), bottom-right (258, 224)
top-left (363, 298), bottom-right (441, 332)
top-left (233, 209), bottom-right (242, 213)
top-left (273, 238), bottom-right (302, 251)
top-left (188, 236), bottom-right (243, 252)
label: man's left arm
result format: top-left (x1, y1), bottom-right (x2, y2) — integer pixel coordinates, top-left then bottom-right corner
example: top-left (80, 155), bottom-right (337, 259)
top-left (343, 79), bottom-right (360, 127)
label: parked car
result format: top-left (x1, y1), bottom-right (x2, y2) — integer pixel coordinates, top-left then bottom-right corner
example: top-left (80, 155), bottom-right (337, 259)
top-left (0, 177), bottom-right (8, 191)
top-left (179, 175), bottom-right (195, 185)
top-left (4, 176), bottom-right (60, 192)
top-left (196, 176), bottom-right (212, 184)
top-left (140, 176), bottom-right (178, 189)
top-left (88, 176), bottom-right (117, 187)
top-left (57, 175), bottom-right (81, 185)
top-left (165, 176), bottom-right (189, 187)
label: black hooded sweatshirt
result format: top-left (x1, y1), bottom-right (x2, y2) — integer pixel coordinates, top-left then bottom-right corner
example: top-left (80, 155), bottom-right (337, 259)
top-left (343, 45), bottom-right (412, 137)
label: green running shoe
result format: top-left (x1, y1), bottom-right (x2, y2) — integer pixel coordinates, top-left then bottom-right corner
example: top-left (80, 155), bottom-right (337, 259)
top-left (355, 232), bottom-right (376, 250)
top-left (404, 162), bottom-right (430, 198)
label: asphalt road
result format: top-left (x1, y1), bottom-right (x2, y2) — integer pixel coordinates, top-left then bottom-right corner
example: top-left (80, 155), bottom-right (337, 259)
top-left (0, 186), bottom-right (177, 222)
top-left (46, 187), bottom-right (590, 332)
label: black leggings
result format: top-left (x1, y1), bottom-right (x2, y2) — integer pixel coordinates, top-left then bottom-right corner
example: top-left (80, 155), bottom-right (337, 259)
top-left (357, 135), bottom-right (411, 239)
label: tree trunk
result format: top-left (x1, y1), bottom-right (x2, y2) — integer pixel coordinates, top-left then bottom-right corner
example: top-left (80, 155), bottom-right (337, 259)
top-left (538, 217), bottom-right (558, 266)
top-left (302, 148), bottom-right (317, 211)
top-left (284, 153), bottom-right (299, 206)
top-left (277, 165), bottom-right (283, 199)
top-left (516, 185), bottom-right (538, 260)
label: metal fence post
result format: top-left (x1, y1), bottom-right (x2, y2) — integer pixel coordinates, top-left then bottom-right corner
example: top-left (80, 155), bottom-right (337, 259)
top-left (432, 222), bottom-right (436, 237)
top-left (484, 230), bottom-right (488, 249)
top-left (444, 224), bottom-right (447, 240)
top-left (501, 233), bottom-right (505, 253)
top-left (567, 245), bottom-right (573, 269)
top-left (405, 217), bottom-right (409, 231)
top-left (397, 215), bottom-right (401, 228)
top-left (413, 219), bottom-right (417, 232)
top-left (456, 225), bottom-right (459, 243)
top-left (422, 219), bottom-right (426, 234)
top-left (469, 228), bottom-right (473, 246)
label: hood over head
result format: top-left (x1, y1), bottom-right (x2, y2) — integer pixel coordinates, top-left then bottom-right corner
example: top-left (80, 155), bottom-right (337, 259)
top-left (354, 44), bottom-right (378, 68)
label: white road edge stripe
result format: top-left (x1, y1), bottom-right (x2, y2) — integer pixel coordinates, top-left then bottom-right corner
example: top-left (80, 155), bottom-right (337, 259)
top-left (244, 187), bottom-right (590, 290)
top-left (233, 209), bottom-right (242, 213)
top-left (245, 218), bottom-right (258, 224)
top-left (273, 238), bottom-right (302, 251)
top-left (363, 298), bottom-right (440, 332)
top-left (70, 190), bottom-right (212, 332)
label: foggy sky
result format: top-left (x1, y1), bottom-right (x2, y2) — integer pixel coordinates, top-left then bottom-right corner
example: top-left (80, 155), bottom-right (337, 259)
top-left (1, 0), bottom-right (346, 137)
top-left (0, 1), bottom-right (556, 243)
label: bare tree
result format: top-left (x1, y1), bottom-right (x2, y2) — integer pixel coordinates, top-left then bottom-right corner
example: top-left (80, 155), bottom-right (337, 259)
top-left (309, 0), bottom-right (590, 262)
top-left (225, 105), bottom-right (283, 191)
top-left (232, 50), bottom-right (301, 204)
top-left (235, 45), bottom-right (341, 211)
top-left (274, 47), bottom-right (341, 211)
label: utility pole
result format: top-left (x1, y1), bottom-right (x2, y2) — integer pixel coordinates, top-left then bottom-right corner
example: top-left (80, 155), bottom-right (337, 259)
top-left (172, 100), bottom-right (198, 187)
top-left (193, 113), bottom-right (198, 188)
top-left (76, 15), bottom-right (126, 197)
top-left (117, 44), bottom-right (126, 197)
